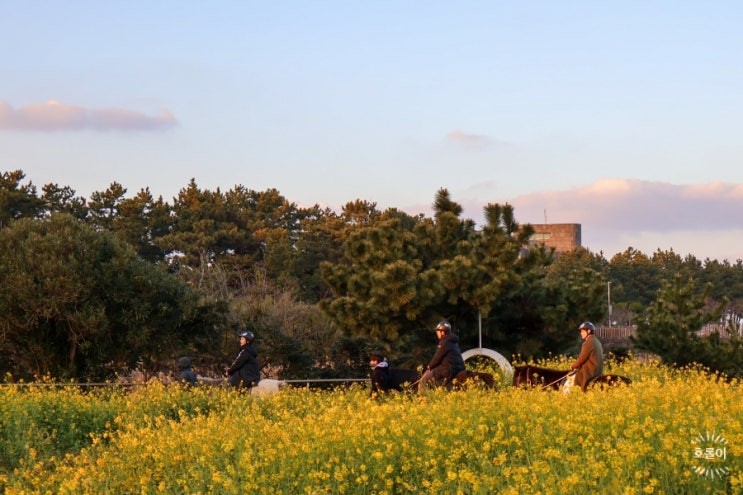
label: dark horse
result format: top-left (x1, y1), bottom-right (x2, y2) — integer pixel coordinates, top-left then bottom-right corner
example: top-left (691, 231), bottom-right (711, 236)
top-left (512, 365), bottom-right (631, 391)
top-left (387, 368), bottom-right (496, 391)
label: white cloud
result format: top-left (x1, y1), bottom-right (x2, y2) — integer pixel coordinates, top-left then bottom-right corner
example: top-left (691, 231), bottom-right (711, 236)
top-left (0, 100), bottom-right (177, 132)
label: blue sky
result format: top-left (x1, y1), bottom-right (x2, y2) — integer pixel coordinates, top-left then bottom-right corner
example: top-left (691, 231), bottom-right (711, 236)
top-left (2, 1), bottom-right (743, 262)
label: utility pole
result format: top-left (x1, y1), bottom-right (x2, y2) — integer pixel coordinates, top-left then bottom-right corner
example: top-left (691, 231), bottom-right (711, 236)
top-left (607, 281), bottom-right (612, 327)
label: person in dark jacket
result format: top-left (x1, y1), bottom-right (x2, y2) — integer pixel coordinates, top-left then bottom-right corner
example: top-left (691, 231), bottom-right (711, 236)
top-left (369, 352), bottom-right (390, 396)
top-left (177, 356), bottom-right (197, 385)
top-left (226, 330), bottom-right (260, 389)
top-left (418, 321), bottom-right (466, 391)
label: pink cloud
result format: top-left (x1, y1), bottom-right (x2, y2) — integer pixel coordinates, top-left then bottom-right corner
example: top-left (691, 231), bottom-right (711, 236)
top-left (445, 129), bottom-right (491, 148)
top-left (509, 179), bottom-right (743, 232)
top-left (0, 100), bottom-right (177, 132)
top-left (396, 179), bottom-right (743, 261)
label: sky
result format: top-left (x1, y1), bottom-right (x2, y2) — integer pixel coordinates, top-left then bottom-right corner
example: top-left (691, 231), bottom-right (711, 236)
top-left (2, 1), bottom-right (743, 263)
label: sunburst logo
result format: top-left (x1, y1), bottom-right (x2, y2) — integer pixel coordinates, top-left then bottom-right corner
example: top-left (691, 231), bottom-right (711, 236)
top-left (691, 430), bottom-right (729, 479)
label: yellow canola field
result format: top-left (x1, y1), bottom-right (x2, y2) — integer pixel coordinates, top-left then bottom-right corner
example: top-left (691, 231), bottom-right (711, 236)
top-left (2, 359), bottom-right (742, 494)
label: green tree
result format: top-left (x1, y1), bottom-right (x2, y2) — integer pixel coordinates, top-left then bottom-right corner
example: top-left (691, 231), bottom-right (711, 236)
top-left (115, 189), bottom-right (171, 263)
top-left (40, 183), bottom-right (88, 219)
top-left (608, 247), bottom-right (661, 310)
top-left (319, 189), bottom-right (596, 362)
top-left (157, 180), bottom-right (247, 280)
top-left (87, 181), bottom-right (128, 231)
top-left (0, 214), bottom-right (215, 380)
top-left (444, 203), bottom-right (538, 353)
top-left (632, 275), bottom-right (727, 369)
top-left (0, 170), bottom-right (44, 228)
top-left (320, 208), bottom-right (442, 355)
top-left (650, 249), bottom-right (702, 281)
top-left (212, 266), bottom-right (340, 379)
top-left (701, 258), bottom-right (743, 304)
top-left (289, 203), bottom-right (363, 303)
top-left (86, 184), bottom-right (173, 263)
top-left (547, 247), bottom-right (609, 281)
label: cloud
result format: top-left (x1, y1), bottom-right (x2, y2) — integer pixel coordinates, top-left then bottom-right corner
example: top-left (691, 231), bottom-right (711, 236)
top-left (502, 179), bottom-right (743, 261)
top-left (404, 179), bottom-right (743, 261)
top-left (0, 100), bottom-right (177, 132)
top-left (509, 179), bottom-right (743, 232)
top-left (445, 130), bottom-right (492, 149)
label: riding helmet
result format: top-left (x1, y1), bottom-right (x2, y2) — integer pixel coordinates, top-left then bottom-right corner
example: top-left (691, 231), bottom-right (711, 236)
top-left (577, 321), bottom-right (595, 334)
top-left (239, 330), bottom-right (255, 342)
top-left (435, 321), bottom-right (452, 334)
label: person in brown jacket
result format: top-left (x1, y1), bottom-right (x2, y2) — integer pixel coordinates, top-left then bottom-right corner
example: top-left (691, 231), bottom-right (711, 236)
top-left (570, 321), bottom-right (604, 392)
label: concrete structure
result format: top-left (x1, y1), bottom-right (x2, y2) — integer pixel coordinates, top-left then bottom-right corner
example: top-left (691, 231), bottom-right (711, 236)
top-left (462, 347), bottom-right (513, 382)
top-left (528, 223), bottom-right (581, 254)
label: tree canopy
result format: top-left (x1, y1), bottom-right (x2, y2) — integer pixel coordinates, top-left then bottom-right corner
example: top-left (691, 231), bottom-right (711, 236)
top-left (3, 169), bottom-right (743, 379)
top-left (319, 189), bottom-right (609, 360)
top-left (0, 213), bottom-right (217, 380)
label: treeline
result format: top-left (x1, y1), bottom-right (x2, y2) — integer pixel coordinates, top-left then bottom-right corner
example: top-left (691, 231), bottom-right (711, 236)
top-left (2, 169), bottom-right (743, 381)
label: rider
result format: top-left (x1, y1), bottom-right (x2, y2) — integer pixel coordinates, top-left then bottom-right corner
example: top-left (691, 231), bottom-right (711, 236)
top-left (418, 321), bottom-right (466, 391)
top-left (570, 321), bottom-right (604, 392)
top-left (177, 356), bottom-right (198, 385)
top-left (369, 352), bottom-right (390, 396)
top-left (226, 330), bottom-right (261, 389)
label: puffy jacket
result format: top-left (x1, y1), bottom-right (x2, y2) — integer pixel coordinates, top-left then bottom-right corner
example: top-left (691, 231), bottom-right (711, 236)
top-left (370, 361), bottom-right (390, 395)
top-left (227, 343), bottom-right (260, 388)
top-left (426, 333), bottom-right (466, 380)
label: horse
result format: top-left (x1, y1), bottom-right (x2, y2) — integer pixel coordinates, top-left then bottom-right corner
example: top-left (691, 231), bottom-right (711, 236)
top-left (512, 365), bottom-right (631, 391)
top-left (387, 368), bottom-right (496, 392)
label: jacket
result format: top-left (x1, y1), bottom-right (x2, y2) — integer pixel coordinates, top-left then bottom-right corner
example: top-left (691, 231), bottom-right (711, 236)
top-left (426, 332), bottom-right (466, 380)
top-left (370, 360), bottom-right (390, 395)
top-left (572, 334), bottom-right (604, 391)
top-left (227, 343), bottom-right (260, 388)
top-left (177, 357), bottom-right (197, 385)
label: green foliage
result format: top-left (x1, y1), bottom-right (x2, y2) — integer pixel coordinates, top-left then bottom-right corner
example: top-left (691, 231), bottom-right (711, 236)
top-left (608, 248), bottom-right (662, 306)
top-left (0, 214), bottom-right (216, 380)
top-left (320, 210), bottom-right (442, 356)
top-left (0, 381), bottom-right (221, 474)
top-left (0, 169), bottom-right (44, 228)
top-left (88, 183), bottom-right (171, 262)
top-left (632, 275), bottom-right (735, 372)
top-left (209, 265), bottom-right (343, 379)
top-left (40, 183), bottom-right (88, 219)
top-left (320, 190), bottom-right (601, 361)
top-left (702, 258), bottom-right (743, 302)
top-left (0, 384), bottom-right (121, 473)
top-left (6, 168), bottom-right (743, 379)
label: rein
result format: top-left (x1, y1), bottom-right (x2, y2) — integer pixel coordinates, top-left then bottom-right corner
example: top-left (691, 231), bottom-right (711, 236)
top-left (540, 370), bottom-right (576, 390)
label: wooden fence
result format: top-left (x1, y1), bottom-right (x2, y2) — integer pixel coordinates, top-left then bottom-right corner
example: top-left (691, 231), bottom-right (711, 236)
top-left (595, 326), bottom-right (636, 341)
top-left (595, 323), bottom-right (740, 344)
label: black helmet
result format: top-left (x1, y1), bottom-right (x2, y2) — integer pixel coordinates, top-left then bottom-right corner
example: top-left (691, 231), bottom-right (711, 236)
top-left (578, 321), bottom-right (595, 334)
top-left (239, 330), bottom-right (254, 342)
top-left (434, 321), bottom-right (451, 334)
top-left (177, 356), bottom-right (191, 369)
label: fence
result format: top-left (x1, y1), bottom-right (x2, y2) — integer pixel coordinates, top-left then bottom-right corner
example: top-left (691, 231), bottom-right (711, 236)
top-left (595, 326), bottom-right (636, 341)
top-left (595, 324), bottom-right (740, 343)
top-left (0, 378), bottom-right (370, 389)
